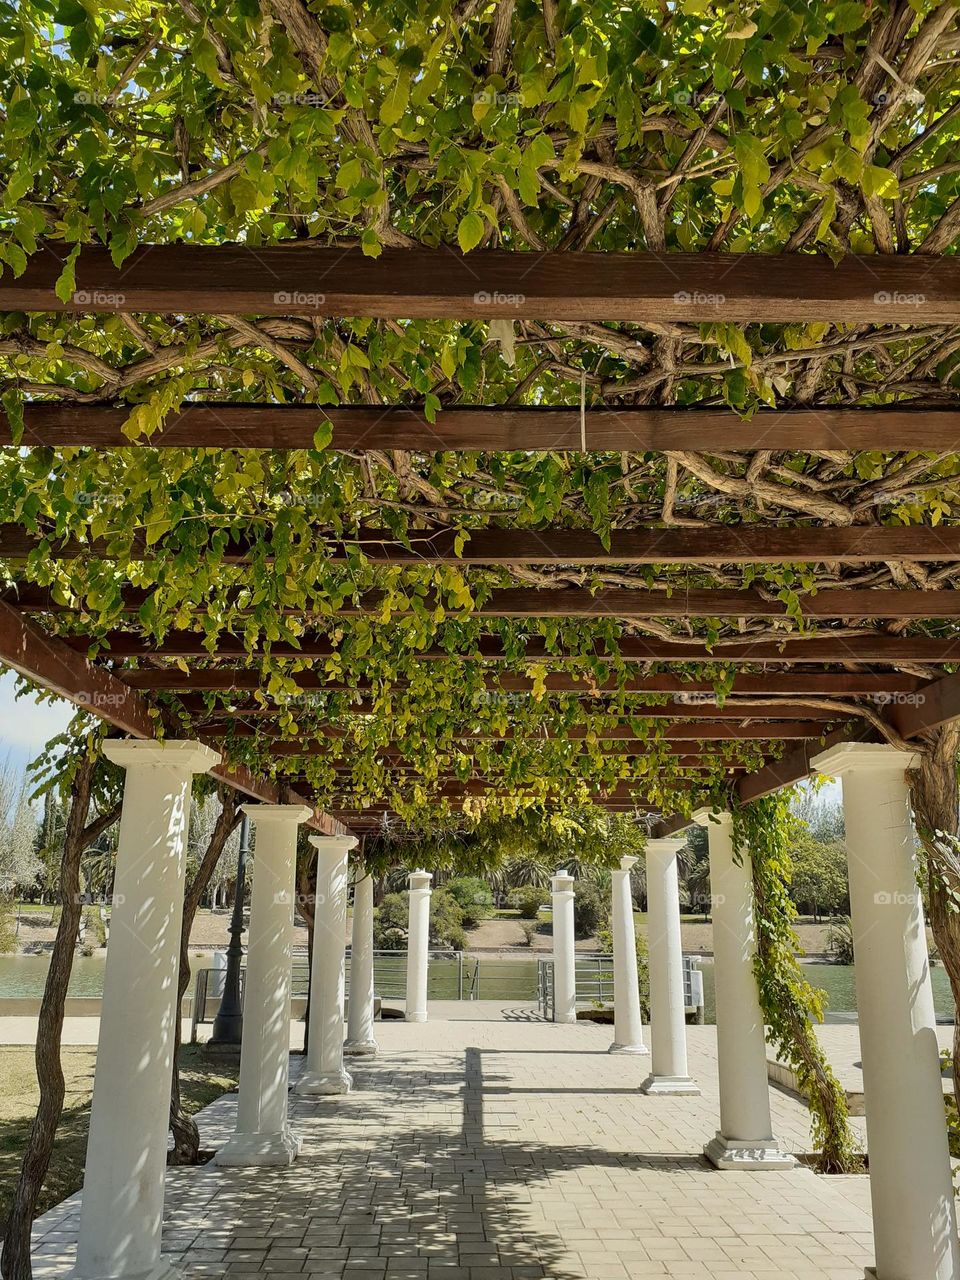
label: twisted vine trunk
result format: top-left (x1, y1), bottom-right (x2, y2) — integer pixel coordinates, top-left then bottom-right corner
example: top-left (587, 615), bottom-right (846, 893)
top-left (909, 724), bottom-right (960, 1106)
top-left (168, 787), bottom-right (240, 1165)
top-left (1, 759), bottom-right (120, 1280)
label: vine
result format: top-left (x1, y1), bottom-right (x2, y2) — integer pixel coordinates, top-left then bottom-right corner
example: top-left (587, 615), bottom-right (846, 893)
top-left (731, 792), bottom-right (862, 1173)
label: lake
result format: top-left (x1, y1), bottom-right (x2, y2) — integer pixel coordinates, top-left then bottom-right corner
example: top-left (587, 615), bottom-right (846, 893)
top-left (1, 952), bottom-right (955, 1023)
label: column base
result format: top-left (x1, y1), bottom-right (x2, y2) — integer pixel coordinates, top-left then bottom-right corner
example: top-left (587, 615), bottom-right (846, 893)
top-left (641, 1074), bottom-right (701, 1095)
top-left (704, 1132), bottom-right (796, 1171)
top-left (343, 1038), bottom-right (378, 1057)
top-left (71, 1261), bottom-right (183, 1280)
top-left (608, 1041), bottom-right (649, 1054)
top-left (293, 1067), bottom-right (352, 1095)
top-left (405, 1011), bottom-right (427, 1023)
top-left (212, 1128), bottom-right (302, 1167)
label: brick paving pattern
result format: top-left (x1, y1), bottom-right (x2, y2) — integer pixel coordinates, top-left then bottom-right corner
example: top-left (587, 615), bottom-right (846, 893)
top-left (28, 1017), bottom-right (878, 1279)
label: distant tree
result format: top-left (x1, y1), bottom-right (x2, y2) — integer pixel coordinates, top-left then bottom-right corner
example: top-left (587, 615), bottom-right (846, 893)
top-left (444, 876), bottom-right (493, 928)
top-left (790, 833), bottom-right (848, 920)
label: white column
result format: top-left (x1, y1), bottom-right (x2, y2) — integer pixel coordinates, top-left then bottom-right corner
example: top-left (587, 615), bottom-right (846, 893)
top-left (345, 870), bottom-right (378, 1056)
top-left (73, 739), bottom-right (219, 1280)
top-left (295, 834), bottom-right (357, 1094)
top-left (642, 837), bottom-right (699, 1094)
top-left (551, 870), bottom-right (577, 1023)
top-left (608, 856), bottom-right (647, 1053)
top-left (213, 804), bottom-right (312, 1167)
top-left (405, 869), bottom-right (432, 1022)
top-left (813, 743), bottom-right (959, 1280)
top-left (694, 807), bottom-right (793, 1169)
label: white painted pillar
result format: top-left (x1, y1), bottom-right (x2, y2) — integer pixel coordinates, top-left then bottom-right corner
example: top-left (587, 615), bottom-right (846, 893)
top-left (551, 870), bottom-right (577, 1024)
top-left (296, 834), bottom-right (357, 1094)
top-left (213, 804), bottom-right (312, 1167)
top-left (694, 807), bottom-right (793, 1169)
top-left (73, 739), bottom-right (219, 1280)
top-left (813, 743), bottom-right (959, 1280)
top-left (608, 856), bottom-right (647, 1053)
top-left (405, 869), bottom-right (432, 1022)
top-left (642, 837), bottom-right (699, 1094)
top-left (345, 870), bottom-right (378, 1056)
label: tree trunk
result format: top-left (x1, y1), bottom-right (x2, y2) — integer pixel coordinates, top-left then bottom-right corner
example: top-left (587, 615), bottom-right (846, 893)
top-left (909, 724), bottom-right (960, 1105)
top-left (168, 787), bottom-right (240, 1164)
top-left (297, 860), bottom-right (316, 1057)
top-left (1, 758), bottom-right (120, 1280)
top-left (168, 786), bottom-right (240, 1165)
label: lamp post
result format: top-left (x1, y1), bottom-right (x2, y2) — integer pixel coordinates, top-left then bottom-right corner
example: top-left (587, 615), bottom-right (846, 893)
top-left (210, 811), bottom-right (250, 1044)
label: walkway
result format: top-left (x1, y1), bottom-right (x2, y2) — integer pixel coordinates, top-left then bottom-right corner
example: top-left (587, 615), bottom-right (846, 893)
top-left (24, 1016), bottom-right (881, 1279)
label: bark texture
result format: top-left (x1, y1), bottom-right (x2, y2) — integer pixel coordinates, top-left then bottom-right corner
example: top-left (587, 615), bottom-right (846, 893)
top-left (910, 724), bottom-right (960, 1104)
top-left (1, 759), bottom-right (120, 1280)
top-left (168, 785), bottom-right (241, 1165)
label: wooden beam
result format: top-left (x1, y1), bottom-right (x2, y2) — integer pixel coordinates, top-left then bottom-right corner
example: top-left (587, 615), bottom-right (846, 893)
top-left (68, 630), bottom-right (960, 664)
top-left (170, 693), bottom-right (841, 721)
top-left (12, 582), bottom-right (960, 619)
top-left (119, 667), bottom-right (925, 696)
top-left (255, 722), bottom-right (827, 747)
top-left (5, 245), bottom-right (959, 323)
top-left (886, 672), bottom-right (960, 738)
top-left (0, 603), bottom-right (344, 834)
top-left (6, 403), bottom-right (960, 454)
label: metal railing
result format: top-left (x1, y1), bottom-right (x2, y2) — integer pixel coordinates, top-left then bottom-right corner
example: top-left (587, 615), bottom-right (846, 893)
top-left (190, 948), bottom-right (469, 1039)
top-left (536, 953), bottom-right (705, 1022)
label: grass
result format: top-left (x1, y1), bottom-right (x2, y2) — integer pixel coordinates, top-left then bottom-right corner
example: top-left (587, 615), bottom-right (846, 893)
top-left (0, 1045), bottom-right (239, 1239)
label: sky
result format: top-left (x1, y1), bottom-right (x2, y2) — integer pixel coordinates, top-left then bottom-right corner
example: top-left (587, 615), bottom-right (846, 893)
top-left (0, 668), bottom-right (74, 780)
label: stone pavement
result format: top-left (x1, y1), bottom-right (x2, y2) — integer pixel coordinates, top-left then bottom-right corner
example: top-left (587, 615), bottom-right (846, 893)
top-left (23, 1014), bottom-right (884, 1280)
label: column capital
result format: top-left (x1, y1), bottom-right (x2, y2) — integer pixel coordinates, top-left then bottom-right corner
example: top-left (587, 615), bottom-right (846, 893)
top-left (691, 806), bottom-right (732, 828)
top-left (551, 869), bottom-right (575, 892)
top-left (811, 741), bottom-right (922, 777)
top-left (408, 869), bottom-right (432, 890)
top-left (244, 803), bottom-right (314, 825)
top-left (308, 833), bottom-right (358, 855)
top-left (102, 737), bottom-right (220, 773)
top-left (617, 855), bottom-right (638, 873)
top-left (645, 837), bottom-right (687, 858)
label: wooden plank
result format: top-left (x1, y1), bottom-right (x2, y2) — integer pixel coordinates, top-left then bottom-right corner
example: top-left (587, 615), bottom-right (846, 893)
top-left (171, 693), bottom-right (839, 721)
top-left (6, 403), bottom-right (960, 453)
top-left (10, 582), bottom-right (960, 619)
top-left (254, 722), bottom-right (830, 747)
top-left (885, 672), bottom-right (960, 738)
top-left (118, 668), bottom-right (925, 696)
top-left (64, 629), bottom-right (960, 663)
top-left (5, 245), bottom-right (960, 322)
top-left (735, 725), bottom-right (872, 802)
top-left (0, 603), bottom-right (344, 833)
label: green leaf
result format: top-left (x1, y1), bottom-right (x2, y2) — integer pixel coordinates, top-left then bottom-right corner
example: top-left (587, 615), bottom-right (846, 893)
top-left (380, 73), bottom-right (409, 127)
top-left (54, 244), bottom-right (81, 305)
top-left (457, 211), bottom-right (485, 252)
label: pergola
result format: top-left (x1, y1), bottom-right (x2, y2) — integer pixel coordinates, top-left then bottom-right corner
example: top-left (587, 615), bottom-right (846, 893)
top-left (2, 246), bottom-right (960, 1280)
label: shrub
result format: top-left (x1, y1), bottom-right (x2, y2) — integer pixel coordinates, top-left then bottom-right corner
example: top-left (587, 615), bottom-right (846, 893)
top-left (430, 889), bottom-right (466, 950)
top-left (509, 886), bottom-right (549, 919)
top-left (372, 892), bottom-right (408, 951)
top-left (444, 876), bottom-right (494, 928)
top-left (519, 920), bottom-right (538, 947)
top-left (0, 893), bottom-right (15, 954)
top-left (372, 887), bottom-right (467, 952)
top-left (573, 883), bottom-right (608, 939)
top-left (825, 916), bottom-right (855, 965)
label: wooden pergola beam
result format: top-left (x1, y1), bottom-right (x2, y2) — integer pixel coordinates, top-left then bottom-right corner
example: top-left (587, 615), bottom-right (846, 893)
top-left (5, 244), bottom-right (959, 323)
top-left (0, 602), bottom-right (345, 834)
top-left (70, 629), bottom-right (960, 663)
top-left (119, 667), bottom-right (925, 696)
top-left (5, 403), bottom-right (960, 454)
top-left (10, 520), bottom-right (960, 565)
top-left (11, 582), bottom-right (960, 619)
top-left (256, 722), bottom-right (824, 746)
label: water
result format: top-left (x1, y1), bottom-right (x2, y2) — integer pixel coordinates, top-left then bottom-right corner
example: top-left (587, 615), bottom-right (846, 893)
top-left (1, 953), bottom-right (955, 1023)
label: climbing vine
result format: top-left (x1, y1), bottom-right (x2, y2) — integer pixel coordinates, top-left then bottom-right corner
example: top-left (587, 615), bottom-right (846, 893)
top-left (732, 792), bottom-right (862, 1173)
